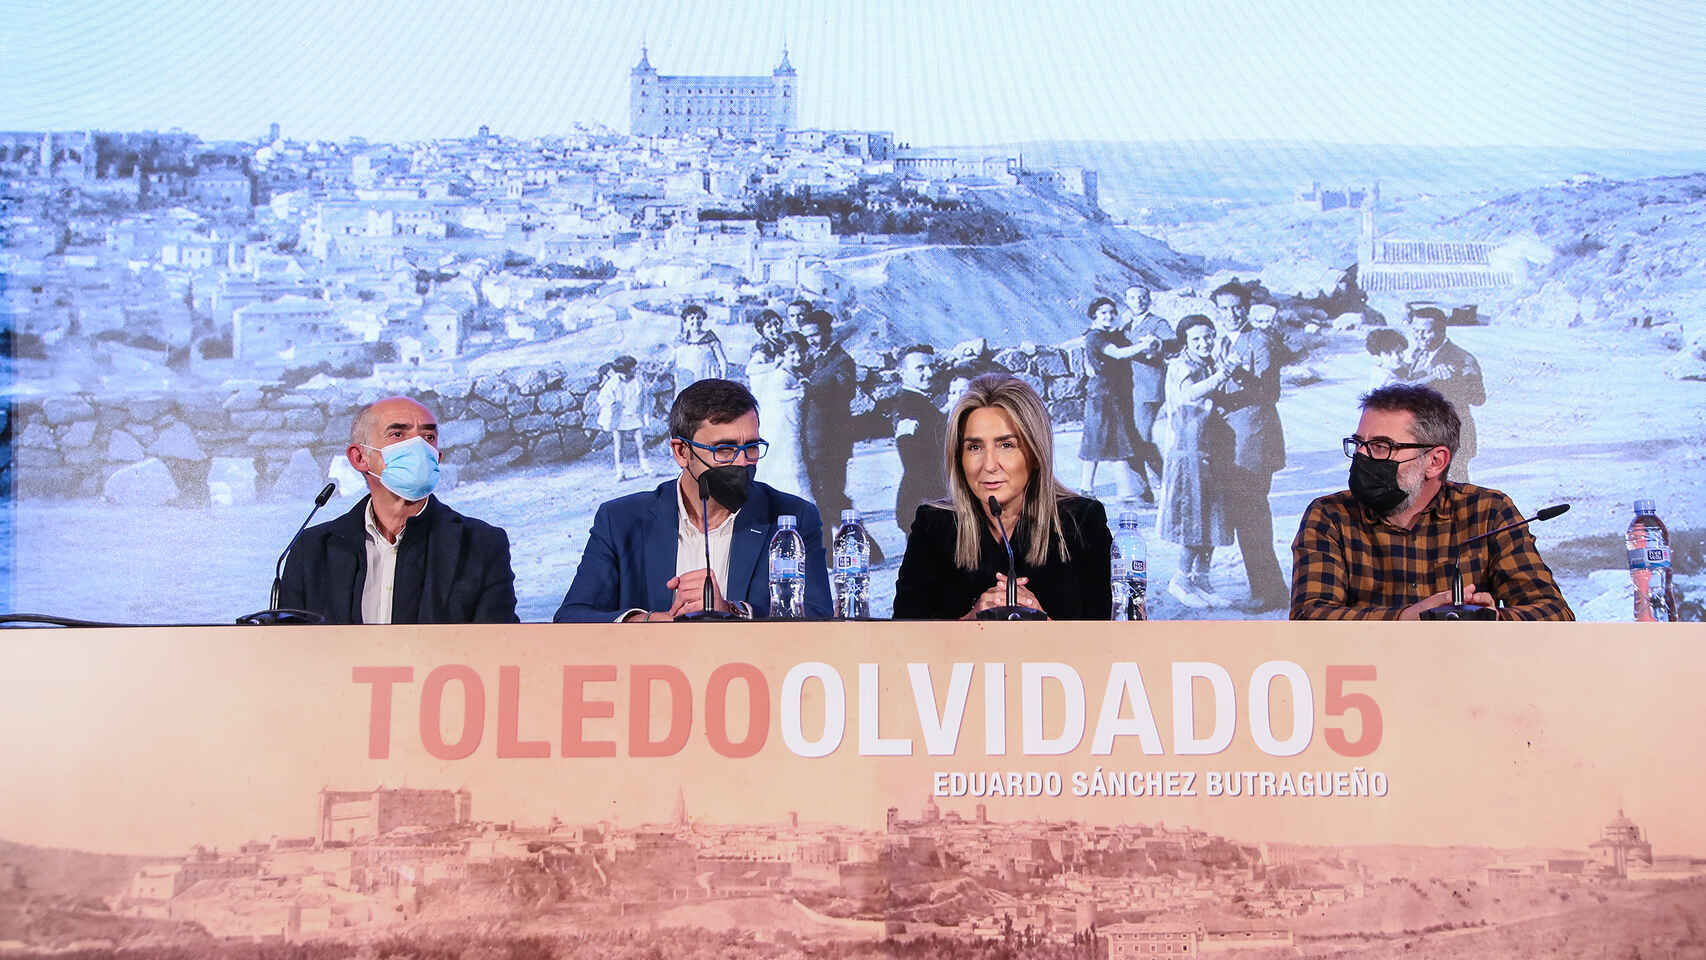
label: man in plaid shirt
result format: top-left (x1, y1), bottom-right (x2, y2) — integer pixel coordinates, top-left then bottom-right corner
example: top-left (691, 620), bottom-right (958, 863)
top-left (1291, 384), bottom-right (1573, 621)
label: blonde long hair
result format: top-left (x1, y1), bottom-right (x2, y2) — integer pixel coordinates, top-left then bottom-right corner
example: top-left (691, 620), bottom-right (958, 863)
top-left (942, 373), bottom-right (1076, 570)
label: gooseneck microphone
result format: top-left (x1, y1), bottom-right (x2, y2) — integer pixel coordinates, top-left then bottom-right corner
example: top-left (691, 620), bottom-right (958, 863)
top-left (991, 495), bottom-right (1018, 608)
top-left (676, 474), bottom-right (736, 621)
top-left (976, 494), bottom-right (1047, 621)
top-left (273, 481), bottom-right (337, 609)
top-left (236, 481), bottom-right (337, 626)
top-left (1421, 502), bottom-right (1570, 622)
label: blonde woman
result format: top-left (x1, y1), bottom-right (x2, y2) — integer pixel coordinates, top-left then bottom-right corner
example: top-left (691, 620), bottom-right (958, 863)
top-left (893, 373), bottom-right (1113, 619)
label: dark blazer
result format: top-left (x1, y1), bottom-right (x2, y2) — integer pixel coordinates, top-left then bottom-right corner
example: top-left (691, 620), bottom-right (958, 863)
top-left (553, 479), bottom-right (833, 622)
top-left (1127, 312), bottom-right (1178, 404)
top-left (892, 497), bottom-right (1114, 620)
top-left (1216, 326), bottom-right (1287, 473)
top-left (801, 344), bottom-right (858, 458)
top-left (278, 495), bottom-right (518, 624)
top-left (887, 388), bottom-right (947, 524)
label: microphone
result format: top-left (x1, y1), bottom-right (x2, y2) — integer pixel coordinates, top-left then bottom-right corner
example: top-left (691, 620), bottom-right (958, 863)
top-left (236, 481), bottom-right (337, 626)
top-left (676, 474), bottom-right (736, 621)
top-left (1421, 502), bottom-right (1570, 621)
top-left (976, 494), bottom-right (1046, 621)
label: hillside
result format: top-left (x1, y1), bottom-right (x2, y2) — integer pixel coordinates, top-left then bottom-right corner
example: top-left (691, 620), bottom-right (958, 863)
top-left (843, 226), bottom-right (1205, 350)
top-left (1296, 880), bottom-right (1706, 959)
top-left (0, 838), bottom-right (158, 902)
top-left (1443, 172), bottom-right (1706, 326)
top-left (0, 890), bottom-right (210, 949)
top-left (1295, 876), bottom-right (1599, 937)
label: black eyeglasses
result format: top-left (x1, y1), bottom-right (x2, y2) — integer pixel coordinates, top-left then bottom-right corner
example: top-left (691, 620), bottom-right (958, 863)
top-left (678, 437), bottom-right (770, 463)
top-left (1343, 437), bottom-right (1436, 461)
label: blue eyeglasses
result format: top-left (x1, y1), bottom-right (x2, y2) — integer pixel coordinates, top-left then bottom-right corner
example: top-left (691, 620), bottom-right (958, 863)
top-left (677, 437), bottom-right (770, 463)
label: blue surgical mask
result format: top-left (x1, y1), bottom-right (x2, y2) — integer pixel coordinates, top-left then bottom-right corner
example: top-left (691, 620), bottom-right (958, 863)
top-left (363, 435), bottom-right (439, 501)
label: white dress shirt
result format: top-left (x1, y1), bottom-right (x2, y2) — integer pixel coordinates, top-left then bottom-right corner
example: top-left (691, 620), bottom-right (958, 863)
top-left (361, 498), bottom-right (429, 625)
top-left (618, 483), bottom-right (739, 621)
top-left (361, 501), bottom-right (403, 625)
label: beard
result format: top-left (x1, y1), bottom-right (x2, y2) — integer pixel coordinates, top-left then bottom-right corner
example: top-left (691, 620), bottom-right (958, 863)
top-left (1387, 461), bottom-right (1429, 517)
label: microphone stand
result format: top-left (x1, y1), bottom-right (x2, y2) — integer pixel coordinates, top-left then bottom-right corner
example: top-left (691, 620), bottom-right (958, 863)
top-left (676, 474), bottom-right (737, 621)
top-left (976, 495), bottom-right (1047, 621)
top-left (1420, 503), bottom-right (1569, 622)
top-left (236, 481), bottom-right (338, 626)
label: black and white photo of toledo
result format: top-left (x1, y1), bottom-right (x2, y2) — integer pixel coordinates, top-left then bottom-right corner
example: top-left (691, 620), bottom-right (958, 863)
top-left (2, 0), bottom-right (1704, 623)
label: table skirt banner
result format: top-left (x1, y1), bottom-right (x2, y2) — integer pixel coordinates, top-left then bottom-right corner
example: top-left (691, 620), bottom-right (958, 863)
top-left (2, 621), bottom-right (1702, 954)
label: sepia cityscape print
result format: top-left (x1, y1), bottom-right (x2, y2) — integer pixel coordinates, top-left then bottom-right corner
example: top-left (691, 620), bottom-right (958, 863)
top-left (3, 786), bottom-right (1705, 958)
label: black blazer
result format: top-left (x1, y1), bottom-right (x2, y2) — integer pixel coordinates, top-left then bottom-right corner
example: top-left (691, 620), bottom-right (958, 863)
top-left (278, 495), bottom-right (519, 624)
top-left (893, 496), bottom-right (1114, 620)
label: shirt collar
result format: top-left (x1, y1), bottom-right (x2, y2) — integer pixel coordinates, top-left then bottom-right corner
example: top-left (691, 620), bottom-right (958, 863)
top-left (1361, 480), bottom-right (1457, 529)
top-left (364, 495), bottom-right (430, 545)
top-left (364, 500), bottom-right (401, 547)
top-left (676, 481), bottom-right (738, 537)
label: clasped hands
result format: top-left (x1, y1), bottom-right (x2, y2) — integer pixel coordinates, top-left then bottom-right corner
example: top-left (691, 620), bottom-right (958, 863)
top-left (625, 567), bottom-right (729, 622)
top-left (1400, 582), bottom-right (1494, 620)
top-left (962, 573), bottom-right (1046, 619)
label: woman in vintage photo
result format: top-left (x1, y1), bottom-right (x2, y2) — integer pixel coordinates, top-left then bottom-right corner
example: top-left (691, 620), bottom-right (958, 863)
top-left (1156, 314), bottom-right (1235, 608)
top-left (894, 373), bottom-right (1112, 620)
top-left (749, 331), bottom-right (812, 497)
top-left (744, 308), bottom-right (788, 377)
top-left (1077, 296), bottom-right (1146, 503)
top-left (672, 303), bottom-right (727, 391)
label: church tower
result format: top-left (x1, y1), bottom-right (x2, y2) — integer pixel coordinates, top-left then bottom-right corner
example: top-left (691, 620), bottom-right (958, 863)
top-left (772, 47), bottom-right (798, 140)
top-left (630, 46), bottom-right (659, 137)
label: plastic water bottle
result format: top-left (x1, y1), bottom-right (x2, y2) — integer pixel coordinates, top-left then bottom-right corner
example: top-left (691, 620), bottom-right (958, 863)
top-left (768, 514), bottom-right (807, 619)
top-left (1110, 510), bottom-right (1147, 621)
top-left (1627, 499), bottom-right (1676, 622)
top-left (832, 509), bottom-right (871, 619)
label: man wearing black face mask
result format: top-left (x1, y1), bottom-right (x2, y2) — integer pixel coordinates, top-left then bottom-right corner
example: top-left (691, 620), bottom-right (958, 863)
top-left (554, 378), bottom-right (833, 622)
top-left (1290, 384), bottom-right (1572, 621)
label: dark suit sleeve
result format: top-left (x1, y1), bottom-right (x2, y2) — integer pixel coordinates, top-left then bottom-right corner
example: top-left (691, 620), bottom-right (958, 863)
top-left (1156, 320), bottom-right (1180, 357)
top-left (474, 527), bottom-right (519, 623)
top-left (1246, 334), bottom-right (1282, 404)
top-left (554, 502), bottom-right (627, 623)
top-left (1063, 499), bottom-right (1114, 620)
top-left (893, 506), bottom-right (964, 620)
top-left (277, 538), bottom-right (310, 611)
top-left (796, 501), bottom-right (834, 619)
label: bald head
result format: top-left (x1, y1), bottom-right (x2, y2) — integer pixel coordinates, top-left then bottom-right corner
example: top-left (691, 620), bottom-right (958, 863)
top-left (350, 396), bottom-right (438, 449)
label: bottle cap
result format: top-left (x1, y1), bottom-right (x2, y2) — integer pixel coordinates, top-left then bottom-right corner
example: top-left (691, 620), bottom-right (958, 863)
top-left (1117, 510), bottom-right (1142, 526)
top-left (1633, 499), bottom-right (1656, 516)
top-left (840, 509), bottom-right (859, 524)
top-left (778, 515), bottom-right (797, 529)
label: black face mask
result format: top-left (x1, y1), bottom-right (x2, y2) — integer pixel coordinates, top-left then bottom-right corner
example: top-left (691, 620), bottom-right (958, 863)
top-left (1349, 453), bottom-right (1408, 515)
top-left (689, 447), bottom-right (757, 514)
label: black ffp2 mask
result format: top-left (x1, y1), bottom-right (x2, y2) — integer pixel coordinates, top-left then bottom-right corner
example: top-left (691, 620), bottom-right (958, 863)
top-left (696, 462), bottom-right (756, 514)
top-left (1349, 453), bottom-right (1407, 515)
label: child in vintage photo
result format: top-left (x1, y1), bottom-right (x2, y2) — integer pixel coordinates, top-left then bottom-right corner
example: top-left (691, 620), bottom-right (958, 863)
top-left (596, 355), bottom-right (651, 480)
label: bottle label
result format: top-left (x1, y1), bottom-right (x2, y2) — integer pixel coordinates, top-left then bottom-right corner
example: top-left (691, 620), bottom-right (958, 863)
top-left (834, 554), bottom-right (868, 574)
top-left (772, 557), bottom-right (803, 578)
top-left (1628, 546), bottom-right (1671, 570)
top-left (1129, 559), bottom-right (1146, 576)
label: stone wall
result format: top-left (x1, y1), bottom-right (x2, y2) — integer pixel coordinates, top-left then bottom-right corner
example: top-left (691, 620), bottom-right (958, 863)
top-left (7, 362), bottom-right (666, 506)
top-left (5, 343), bottom-right (1085, 505)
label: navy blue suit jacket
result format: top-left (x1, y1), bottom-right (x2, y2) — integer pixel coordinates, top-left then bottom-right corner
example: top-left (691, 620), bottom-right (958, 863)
top-left (553, 479), bottom-right (832, 622)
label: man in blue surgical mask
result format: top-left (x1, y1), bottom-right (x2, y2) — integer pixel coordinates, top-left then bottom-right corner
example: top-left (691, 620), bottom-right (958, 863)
top-left (278, 395), bottom-right (518, 624)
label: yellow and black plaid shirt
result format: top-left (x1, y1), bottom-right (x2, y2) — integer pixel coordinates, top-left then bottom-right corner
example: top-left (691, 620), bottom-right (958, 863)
top-left (1290, 482), bottom-right (1574, 621)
